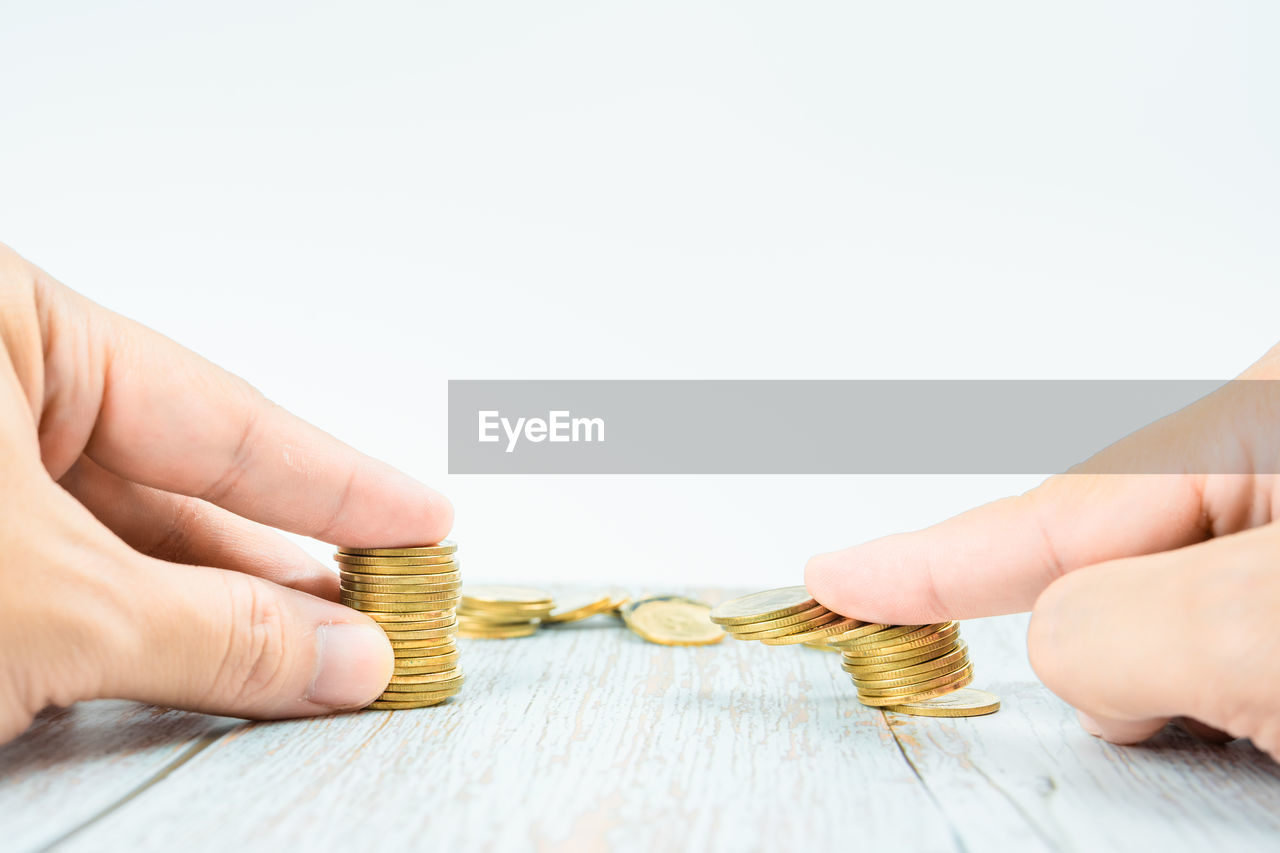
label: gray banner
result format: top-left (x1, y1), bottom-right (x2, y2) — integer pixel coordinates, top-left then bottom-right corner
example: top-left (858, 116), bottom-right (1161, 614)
top-left (447, 380), bottom-right (1278, 475)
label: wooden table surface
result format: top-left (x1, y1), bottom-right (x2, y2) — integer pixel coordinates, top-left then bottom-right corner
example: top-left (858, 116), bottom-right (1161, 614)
top-left (3, 589), bottom-right (1279, 852)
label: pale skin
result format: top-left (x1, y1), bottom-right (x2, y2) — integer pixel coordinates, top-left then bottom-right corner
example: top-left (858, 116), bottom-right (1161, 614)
top-left (0, 244), bottom-right (453, 745)
top-left (3, 246), bottom-right (1279, 759)
top-left (807, 347), bottom-right (1280, 758)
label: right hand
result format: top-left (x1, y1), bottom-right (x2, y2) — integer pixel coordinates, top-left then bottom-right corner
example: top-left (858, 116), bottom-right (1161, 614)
top-left (806, 346), bottom-right (1280, 758)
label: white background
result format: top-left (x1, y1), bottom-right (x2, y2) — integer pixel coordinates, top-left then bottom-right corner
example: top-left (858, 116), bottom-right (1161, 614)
top-left (2, 1), bottom-right (1277, 591)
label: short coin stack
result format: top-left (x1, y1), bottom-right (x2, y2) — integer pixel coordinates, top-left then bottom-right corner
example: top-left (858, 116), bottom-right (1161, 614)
top-left (709, 586), bottom-right (863, 648)
top-left (711, 586), bottom-right (999, 717)
top-left (336, 542), bottom-right (463, 709)
top-left (457, 585), bottom-right (553, 638)
top-left (830, 621), bottom-right (978, 710)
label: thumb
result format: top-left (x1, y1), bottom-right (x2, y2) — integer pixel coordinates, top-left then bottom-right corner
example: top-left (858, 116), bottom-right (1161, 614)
top-left (1027, 522), bottom-right (1280, 752)
top-left (102, 555), bottom-right (393, 717)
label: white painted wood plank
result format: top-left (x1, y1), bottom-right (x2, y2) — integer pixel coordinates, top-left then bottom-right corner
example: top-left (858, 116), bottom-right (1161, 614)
top-left (6, 589), bottom-right (1278, 852)
top-left (56, 597), bottom-right (957, 852)
top-left (0, 700), bottom-right (240, 851)
top-left (901, 614), bottom-right (1280, 852)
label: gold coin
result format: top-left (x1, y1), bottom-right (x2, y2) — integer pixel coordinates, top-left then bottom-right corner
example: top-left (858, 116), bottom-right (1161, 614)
top-left (374, 615), bottom-right (457, 627)
top-left (458, 602), bottom-right (553, 617)
top-left (729, 611), bottom-right (843, 641)
top-left (832, 623), bottom-right (933, 649)
top-left (723, 604), bottom-right (833, 635)
top-left (457, 623), bottom-right (539, 639)
top-left (340, 570), bottom-right (461, 586)
top-left (842, 623), bottom-right (960, 658)
top-left (336, 563), bottom-right (460, 578)
top-left (607, 591), bottom-right (631, 612)
top-left (390, 639), bottom-right (457, 653)
top-left (335, 555), bottom-right (458, 570)
top-left (760, 617), bottom-right (864, 646)
top-left (339, 541), bottom-right (456, 557)
top-left (366, 609), bottom-right (457, 623)
top-left (544, 591), bottom-right (620, 623)
top-left (839, 632), bottom-right (959, 665)
top-left (365, 698), bottom-right (450, 710)
top-left (375, 687), bottom-right (461, 702)
top-left (342, 579), bottom-right (463, 594)
top-left (394, 655), bottom-right (460, 673)
top-left (386, 667), bottom-right (464, 685)
top-left (377, 685), bottom-right (462, 698)
top-left (376, 617), bottom-right (458, 630)
top-left (855, 663), bottom-right (974, 698)
top-left (846, 644), bottom-right (968, 682)
top-left (842, 641), bottom-right (965, 675)
top-left (857, 671), bottom-right (974, 707)
top-left (708, 586), bottom-right (816, 626)
top-left (381, 684), bottom-right (462, 698)
top-left (383, 624), bottom-right (457, 640)
top-left (343, 587), bottom-right (462, 603)
top-left (335, 553), bottom-right (458, 566)
top-left (384, 681), bottom-right (465, 696)
top-left (826, 622), bottom-right (893, 647)
top-left (802, 641), bottom-right (841, 652)
top-left (459, 613), bottom-right (550, 624)
top-left (345, 598), bottom-right (461, 613)
top-left (461, 585), bottom-right (554, 606)
top-left (457, 620), bottom-right (539, 634)
top-left (621, 596), bottom-right (725, 646)
top-left (884, 687), bottom-right (1002, 718)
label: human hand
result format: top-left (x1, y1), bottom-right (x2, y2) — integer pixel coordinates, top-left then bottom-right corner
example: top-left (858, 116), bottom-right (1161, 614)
top-left (805, 350), bottom-right (1280, 757)
top-left (0, 244), bottom-right (452, 744)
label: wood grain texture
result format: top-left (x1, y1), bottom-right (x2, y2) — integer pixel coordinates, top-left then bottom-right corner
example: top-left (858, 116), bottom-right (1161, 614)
top-left (2, 590), bottom-right (1278, 853)
top-left (0, 700), bottom-right (238, 851)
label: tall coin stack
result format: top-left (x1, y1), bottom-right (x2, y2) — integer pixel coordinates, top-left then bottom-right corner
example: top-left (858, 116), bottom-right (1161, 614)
top-left (711, 586), bottom-right (998, 717)
top-left (336, 542), bottom-right (464, 709)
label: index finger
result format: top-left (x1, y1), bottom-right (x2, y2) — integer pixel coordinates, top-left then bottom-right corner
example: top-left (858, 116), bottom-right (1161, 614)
top-left (803, 373), bottom-right (1275, 623)
top-left (805, 474), bottom-right (1204, 623)
top-left (45, 278), bottom-right (452, 547)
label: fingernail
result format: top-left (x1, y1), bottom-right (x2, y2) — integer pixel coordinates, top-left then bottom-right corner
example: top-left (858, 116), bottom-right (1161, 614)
top-left (308, 623), bottom-right (392, 708)
top-left (1077, 710), bottom-right (1103, 737)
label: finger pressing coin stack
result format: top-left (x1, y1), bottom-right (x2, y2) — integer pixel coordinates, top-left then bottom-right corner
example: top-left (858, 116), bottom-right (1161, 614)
top-left (336, 542), bottom-right (464, 710)
top-left (457, 585), bottom-right (554, 638)
top-left (710, 586), bottom-right (1000, 718)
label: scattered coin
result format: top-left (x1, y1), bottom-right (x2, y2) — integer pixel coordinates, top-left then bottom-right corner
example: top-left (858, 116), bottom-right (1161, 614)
top-left (544, 590), bottom-right (623, 624)
top-left (458, 585), bottom-right (554, 637)
top-left (621, 595), bottom-right (725, 646)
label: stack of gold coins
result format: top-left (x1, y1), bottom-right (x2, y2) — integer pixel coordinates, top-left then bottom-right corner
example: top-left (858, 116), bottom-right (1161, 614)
top-left (831, 621), bottom-right (977, 710)
top-left (457, 585), bottom-right (553, 638)
top-left (336, 542), bottom-right (463, 709)
top-left (711, 586), bottom-right (999, 717)
top-left (710, 586), bottom-right (862, 647)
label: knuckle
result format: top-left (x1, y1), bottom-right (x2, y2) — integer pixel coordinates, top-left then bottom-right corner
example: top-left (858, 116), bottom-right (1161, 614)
top-left (1026, 571), bottom-right (1084, 697)
top-left (147, 495), bottom-right (204, 564)
top-left (212, 576), bottom-right (293, 708)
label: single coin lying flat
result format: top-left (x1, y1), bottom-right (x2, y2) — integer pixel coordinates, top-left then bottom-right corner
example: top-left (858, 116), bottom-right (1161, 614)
top-left (622, 595), bottom-right (726, 646)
